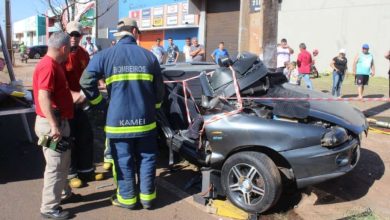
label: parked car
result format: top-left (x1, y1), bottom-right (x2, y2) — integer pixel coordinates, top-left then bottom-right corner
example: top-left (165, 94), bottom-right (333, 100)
top-left (157, 53), bottom-right (368, 214)
top-left (27, 45), bottom-right (48, 59)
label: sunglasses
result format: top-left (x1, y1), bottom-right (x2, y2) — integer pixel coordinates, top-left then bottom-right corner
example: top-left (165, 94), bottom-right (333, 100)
top-left (69, 33), bottom-right (81, 38)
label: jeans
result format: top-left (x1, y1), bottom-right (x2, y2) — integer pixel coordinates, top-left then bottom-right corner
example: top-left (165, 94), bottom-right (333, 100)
top-left (332, 71), bottom-right (345, 97)
top-left (298, 73), bottom-right (313, 90)
top-left (110, 136), bottom-right (157, 204)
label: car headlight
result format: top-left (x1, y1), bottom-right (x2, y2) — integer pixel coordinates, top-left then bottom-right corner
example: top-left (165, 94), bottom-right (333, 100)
top-left (321, 126), bottom-right (348, 147)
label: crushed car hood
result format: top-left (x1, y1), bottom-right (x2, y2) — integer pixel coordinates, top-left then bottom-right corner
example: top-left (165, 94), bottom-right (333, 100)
top-left (281, 83), bottom-right (369, 134)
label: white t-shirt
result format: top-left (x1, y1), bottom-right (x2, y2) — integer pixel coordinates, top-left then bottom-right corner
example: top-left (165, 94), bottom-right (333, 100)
top-left (183, 45), bottom-right (192, 62)
top-left (277, 46), bottom-right (291, 68)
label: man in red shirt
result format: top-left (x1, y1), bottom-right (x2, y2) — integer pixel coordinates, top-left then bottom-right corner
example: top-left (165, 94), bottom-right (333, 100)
top-left (64, 21), bottom-right (100, 188)
top-left (297, 43), bottom-right (313, 90)
top-left (33, 32), bottom-right (72, 219)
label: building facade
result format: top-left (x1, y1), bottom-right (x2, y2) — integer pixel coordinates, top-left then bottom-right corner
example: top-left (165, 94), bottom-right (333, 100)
top-left (118, 0), bottom-right (200, 54)
top-left (278, 0), bottom-right (390, 77)
top-left (13, 15), bottom-right (46, 46)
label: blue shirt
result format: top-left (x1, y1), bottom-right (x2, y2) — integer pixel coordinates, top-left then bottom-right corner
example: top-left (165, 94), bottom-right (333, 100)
top-left (356, 52), bottom-right (373, 75)
top-left (212, 48), bottom-right (229, 63)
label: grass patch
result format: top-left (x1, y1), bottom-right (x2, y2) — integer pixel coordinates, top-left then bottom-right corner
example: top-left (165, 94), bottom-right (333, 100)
top-left (311, 74), bottom-right (388, 97)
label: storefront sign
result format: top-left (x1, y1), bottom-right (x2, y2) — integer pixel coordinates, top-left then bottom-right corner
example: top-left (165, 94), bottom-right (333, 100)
top-left (142, 8), bottom-right (151, 18)
top-left (182, 2), bottom-right (189, 14)
top-left (130, 10), bottom-right (140, 19)
top-left (141, 19), bottom-right (151, 28)
top-left (166, 16), bottom-right (178, 25)
top-left (153, 7), bottom-right (164, 16)
top-left (182, 14), bottom-right (195, 24)
top-left (153, 17), bottom-right (163, 27)
top-left (250, 0), bottom-right (261, 13)
top-left (167, 4), bottom-right (178, 14)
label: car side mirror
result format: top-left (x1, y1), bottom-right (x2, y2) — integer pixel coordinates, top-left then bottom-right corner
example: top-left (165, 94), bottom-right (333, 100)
top-left (218, 57), bottom-right (233, 67)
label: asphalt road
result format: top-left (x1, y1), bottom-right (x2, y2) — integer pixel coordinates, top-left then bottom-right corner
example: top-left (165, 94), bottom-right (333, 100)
top-left (0, 114), bottom-right (218, 220)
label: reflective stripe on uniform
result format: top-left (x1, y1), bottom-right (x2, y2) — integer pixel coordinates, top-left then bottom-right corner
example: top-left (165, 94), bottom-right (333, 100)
top-left (140, 191), bottom-right (156, 201)
top-left (105, 122), bottom-right (156, 134)
top-left (117, 193), bottom-right (137, 205)
top-left (90, 93), bottom-right (103, 105)
top-left (105, 73), bottom-right (154, 85)
top-left (155, 102), bottom-right (162, 109)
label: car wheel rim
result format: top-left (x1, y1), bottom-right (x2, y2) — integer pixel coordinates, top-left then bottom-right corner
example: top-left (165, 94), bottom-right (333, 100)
top-left (228, 163), bottom-right (265, 206)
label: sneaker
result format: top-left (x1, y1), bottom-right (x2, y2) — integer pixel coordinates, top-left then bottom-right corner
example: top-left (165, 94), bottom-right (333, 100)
top-left (110, 194), bottom-right (137, 210)
top-left (103, 162), bottom-right (112, 170)
top-left (41, 207), bottom-right (69, 220)
top-left (79, 172), bottom-right (104, 182)
top-left (69, 177), bottom-right (83, 188)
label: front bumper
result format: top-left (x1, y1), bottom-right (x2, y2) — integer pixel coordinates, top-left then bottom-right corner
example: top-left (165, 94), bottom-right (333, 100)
top-left (280, 138), bottom-right (360, 188)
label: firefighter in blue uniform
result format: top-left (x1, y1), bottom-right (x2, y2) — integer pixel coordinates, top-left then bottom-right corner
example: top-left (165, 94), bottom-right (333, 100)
top-left (80, 17), bottom-right (164, 209)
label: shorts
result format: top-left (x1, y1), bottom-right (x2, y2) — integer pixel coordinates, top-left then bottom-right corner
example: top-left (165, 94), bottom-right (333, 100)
top-left (355, 75), bottom-right (369, 86)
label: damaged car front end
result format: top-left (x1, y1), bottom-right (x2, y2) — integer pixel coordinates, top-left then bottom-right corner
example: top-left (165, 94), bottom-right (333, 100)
top-left (158, 52), bottom-right (368, 213)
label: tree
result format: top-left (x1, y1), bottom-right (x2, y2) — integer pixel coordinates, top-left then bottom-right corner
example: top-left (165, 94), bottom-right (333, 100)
top-left (41, 0), bottom-right (117, 31)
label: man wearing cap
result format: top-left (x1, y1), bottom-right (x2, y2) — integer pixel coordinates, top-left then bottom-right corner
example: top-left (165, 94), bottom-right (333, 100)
top-left (353, 44), bottom-right (375, 99)
top-left (64, 21), bottom-right (102, 188)
top-left (80, 17), bottom-right (164, 209)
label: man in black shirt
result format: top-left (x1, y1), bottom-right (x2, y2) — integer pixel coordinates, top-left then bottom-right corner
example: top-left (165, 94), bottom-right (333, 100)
top-left (330, 49), bottom-right (348, 97)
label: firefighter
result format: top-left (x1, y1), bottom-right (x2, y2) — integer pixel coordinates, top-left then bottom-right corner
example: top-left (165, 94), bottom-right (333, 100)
top-left (64, 21), bottom-right (103, 188)
top-left (80, 17), bottom-right (164, 209)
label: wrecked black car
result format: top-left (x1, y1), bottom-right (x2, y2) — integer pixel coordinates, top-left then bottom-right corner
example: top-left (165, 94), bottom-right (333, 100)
top-left (157, 53), bottom-right (368, 214)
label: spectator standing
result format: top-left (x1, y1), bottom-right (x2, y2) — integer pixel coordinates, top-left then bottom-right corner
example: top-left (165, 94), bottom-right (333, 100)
top-left (353, 44), bottom-right (375, 99)
top-left (64, 21), bottom-right (101, 188)
top-left (211, 42), bottom-right (230, 64)
top-left (276, 38), bottom-right (294, 73)
top-left (330, 49), bottom-right (348, 97)
top-left (33, 32), bottom-right (73, 219)
top-left (183, 37), bottom-right (192, 62)
top-left (83, 36), bottom-right (98, 58)
top-left (166, 37), bottom-right (179, 64)
top-left (297, 43), bottom-right (313, 90)
top-left (190, 37), bottom-right (205, 62)
top-left (111, 40), bottom-right (116, 47)
top-left (151, 38), bottom-right (165, 64)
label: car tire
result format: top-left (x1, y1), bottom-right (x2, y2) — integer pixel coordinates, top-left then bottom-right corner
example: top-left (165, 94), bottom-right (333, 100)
top-left (34, 53), bottom-right (40, 59)
top-left (221, 151), bottom-right (282, 213)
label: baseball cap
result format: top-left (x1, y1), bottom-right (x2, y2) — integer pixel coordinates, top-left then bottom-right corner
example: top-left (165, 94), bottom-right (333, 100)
top-left (66, 21), bottom-right (82, 34)
top-left (116, 17), bottom-right (141, 34)
top-left (339, 48), bottom-right (346, 54)
top-left (362, 44), bottom-right (369, 49)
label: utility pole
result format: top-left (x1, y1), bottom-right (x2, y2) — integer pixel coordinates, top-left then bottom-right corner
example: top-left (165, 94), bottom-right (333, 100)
top-left (262, 0), bottom-right (279, 69)
top-left (5, 0), bottom-right (13, 64)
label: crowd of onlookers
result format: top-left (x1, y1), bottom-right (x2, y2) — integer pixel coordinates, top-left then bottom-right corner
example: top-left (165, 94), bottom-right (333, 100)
top-left (149, 37), bottom-right (230, 65)
top-left (276, 38), bottom-right (386, 99)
